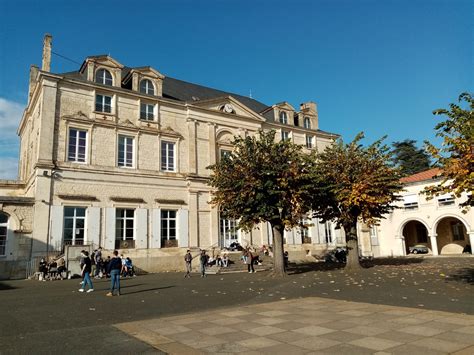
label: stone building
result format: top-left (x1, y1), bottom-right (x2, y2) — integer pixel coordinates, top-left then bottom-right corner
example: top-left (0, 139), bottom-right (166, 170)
top-left (0, 35), bottom-right (345, 279)
top-left (360, 168), bottom-right (474, 258)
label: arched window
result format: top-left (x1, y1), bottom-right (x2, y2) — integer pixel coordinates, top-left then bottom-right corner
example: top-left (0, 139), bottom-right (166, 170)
top-left (95, 69), bottom-right (113, 86)
top-left (279, 111), bottom-right (288, 124)
top-left (0, 212), bottom-right (8, 256)
top-left (304, 117), bottom-right (311, 129)
top-left (140, 79), bottom-right (155, 95)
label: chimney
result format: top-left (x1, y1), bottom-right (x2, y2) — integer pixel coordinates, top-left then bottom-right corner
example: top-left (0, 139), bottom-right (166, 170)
top-left (28, 65), bottom-right (39, 103)
top-left (300, 101), bottom-right (317, 113)
top-left (41, 33), bottom-right (52, 72)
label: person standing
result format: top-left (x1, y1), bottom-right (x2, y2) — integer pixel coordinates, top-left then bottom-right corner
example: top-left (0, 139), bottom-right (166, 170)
top-left (79, 251), bottom-right (94, 293)
top-left (199, 250), bottom-right (208, 278)
top-left (246, 249), bottom-right (255, 273)
top-left (184, 249), bottom-right (193, 278)
top-left (94, 247), bottom-right (103, 278)
top-left (106, 250), bottom-right (122, 296)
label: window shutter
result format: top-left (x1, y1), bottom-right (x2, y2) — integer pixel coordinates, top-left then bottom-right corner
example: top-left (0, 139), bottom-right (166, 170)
top-left (135, 208), bottom-right (148, 249)
top-left (403, 194), bottom-right (418, 204)
top-left (294, 229), bottom-right (303, 245)
top-left (50, 205), bottom-right (64, 252)
top-left (104, 208), bottom-right (116, 250)
top-left (284, 230), bottom-right (294, 244)
top-left (87, 207), bottom-right (100, 247)
top-left (178, 209), bottom-right (189, 248)
top-left (151, 208), bottom-right (161, 248)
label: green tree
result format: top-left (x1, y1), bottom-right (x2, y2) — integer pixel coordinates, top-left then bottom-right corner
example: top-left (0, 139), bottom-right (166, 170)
top-left (424, 93), bottom-right (474, 210)
top-left (310, 133), bottom-right (403, 270)
top-left (207, 130), bottom-right (317, 277)
top-left (392, 139), bottom-right (431, 176)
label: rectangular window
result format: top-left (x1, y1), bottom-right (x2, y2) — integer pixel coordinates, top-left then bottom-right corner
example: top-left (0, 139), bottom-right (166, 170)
top-left (118, 135), bottom-right (134, 167)
top-left (67, 128), bottom-right (87, 163)
top-left (451, 222), bottom-right (464, 241)
top-left (220, 217), bottom-right (238, 247)
top-left (115, 208), bottom-right (135, 249)
top-left (161, 210), bottom-right (177, 247)
top-left (281, 131), bottom-right (290, 141)
top-left (324, 221), bottom-right (333, 244)
top-left (140, 103), bottom-right (155, 121)
top-left (161, 141), bottom-right (176, 171)
top-left (370, 226), bottom-right (379, 246)
top-left (306, 135), bottom-right (313, 149)
top-left (63, 207), bottom-right (86, 246)
top-left (95, 94), bottom-right (112, 113)
top-left (403, 194), bottom-right (418, 210)
top-left (0, 225), bottom-right (6, 256)
top-left (300, 218), bottom-right (311, 244)
top-left (438, 194), bottom-right (455, 207)
top-left (219, 149), bottom-right (232, 160)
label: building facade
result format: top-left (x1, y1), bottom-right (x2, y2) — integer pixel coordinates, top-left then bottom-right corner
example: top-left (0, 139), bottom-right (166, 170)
top-left (361, 168), bottom-right (474, 258)
top-left (0, 35), bottom-right (345, 278)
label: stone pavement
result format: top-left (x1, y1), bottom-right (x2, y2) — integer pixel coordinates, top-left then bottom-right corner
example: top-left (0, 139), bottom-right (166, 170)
top-left (115, 296), bottom-right (474, 354)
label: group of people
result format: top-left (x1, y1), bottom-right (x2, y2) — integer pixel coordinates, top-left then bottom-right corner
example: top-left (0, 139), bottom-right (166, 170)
top-left (184, 246), bottom-right (268, 277)
top-left (78, 249), bottom-right (126, 296)
top-left (38, 256), bottom-right (67, 281)
top-left (89, 248), bottom-right (135, 279)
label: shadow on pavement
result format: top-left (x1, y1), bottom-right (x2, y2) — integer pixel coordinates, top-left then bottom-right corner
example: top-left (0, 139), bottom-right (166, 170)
top-left (0, 282), bottom-right (16, 290)
top-left (122, 285), bottom-right (175, 295)
top-left (447, 268), bottom-right (474, 284)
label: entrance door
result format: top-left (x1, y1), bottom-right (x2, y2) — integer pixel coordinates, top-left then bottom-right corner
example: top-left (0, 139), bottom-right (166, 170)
top-left (220, 218), bottom-right (238, 248)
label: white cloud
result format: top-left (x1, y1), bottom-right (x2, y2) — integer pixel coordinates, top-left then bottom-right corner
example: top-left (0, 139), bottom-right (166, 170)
top-left (0, 97), bottom-right (24, 180)
top-left (0, 157), bottom-right (18, 180)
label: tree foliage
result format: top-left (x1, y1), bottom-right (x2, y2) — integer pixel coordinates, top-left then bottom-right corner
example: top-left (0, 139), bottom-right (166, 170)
top-left (423, 93), bottom-right (474, 210)
top-left (310, 133), bottom-right (403, 270)
top-left (207, 130), bottom-right (317, 276)
top-left (392, 139), bottom-right (431, 176)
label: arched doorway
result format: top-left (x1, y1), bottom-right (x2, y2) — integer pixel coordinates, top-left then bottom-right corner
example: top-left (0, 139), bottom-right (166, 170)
top-left (0, 212), bottom-right (8, 256)
top-left (403, 220), bottom-right (431, 254)
top-left (435, 217), bottom-right (468, 254)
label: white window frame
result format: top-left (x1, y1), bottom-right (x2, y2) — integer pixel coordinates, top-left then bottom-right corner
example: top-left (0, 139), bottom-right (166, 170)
top-left (370, 226), bottom-right (379, 246)
top-left (324, 221), bottom-right (333, 244)
top-left (306, 135), bottom-right (313, 149)
top-left (161, 140), bottom-right (176, 172)
top-left (139, 79), bottom-right (155, 95)
top-left (438, 194), bottom-right (455, 207)
top-left (220, 217), bottom-right (238, 247)
top-left (161, 209), bottom-right (177, 244)
top-left (304, 117), bottom-right (311, 129)
top-left (63, 207), bottom-right (86, 246)
top-left (279, 111), bottom-right (288, 124)
top-left (281, 130), bottom-right (290, 142)
top-left (95, 68), bottom-right (113, 86)
top-left (67, 128), bottom-right (88, 163)
top-left (117, 135), bottom-right (135, 168)
top-left (0, 212), bottom-right (8, 256)
top-left (115, 208), bottom-right (135, 242)
top-left (140, 102), bottom-right (156, 121)
top-left (403, 194), bottom-right (419, 210)
top-left (95, 93), bottom-right (113, 113)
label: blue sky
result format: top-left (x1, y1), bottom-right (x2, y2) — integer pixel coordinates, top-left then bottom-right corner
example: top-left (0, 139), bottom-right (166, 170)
top-left (0, 0), bottom-right (472, 179)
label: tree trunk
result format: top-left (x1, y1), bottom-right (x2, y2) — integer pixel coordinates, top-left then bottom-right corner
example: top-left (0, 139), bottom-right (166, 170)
top-left (343, 222), bottom-right (362, 271)
top-left (271, 223), bottom-right (286, 277)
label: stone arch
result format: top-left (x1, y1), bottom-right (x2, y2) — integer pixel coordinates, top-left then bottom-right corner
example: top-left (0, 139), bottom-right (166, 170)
top-left (399, 218), bottom-right (432, 255)
top-left (0, 208), bottom-right (21, 231)
top-left (433, 214), bottom-right (471, 255)
top-left (216, 129), bottom-right (235, 144)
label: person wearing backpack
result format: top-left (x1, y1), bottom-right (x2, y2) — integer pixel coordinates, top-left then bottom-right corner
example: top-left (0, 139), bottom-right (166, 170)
top-left (184, 249), bottom-right (193, 278)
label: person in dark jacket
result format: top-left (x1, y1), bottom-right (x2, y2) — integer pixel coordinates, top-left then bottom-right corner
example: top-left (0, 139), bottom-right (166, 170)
top-left (199, 250), bottom-right (208, 278)
top-left (106, 250), bottom-right (122, 296)
top-left (79, 251), bottom-right (94, 293)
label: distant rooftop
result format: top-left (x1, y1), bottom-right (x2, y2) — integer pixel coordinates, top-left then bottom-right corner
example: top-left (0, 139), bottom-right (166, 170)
top-left (400, 168), bottom-right (442, 184)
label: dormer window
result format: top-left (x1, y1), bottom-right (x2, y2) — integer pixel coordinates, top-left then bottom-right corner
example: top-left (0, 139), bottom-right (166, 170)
top-left (95, 69), bottom-right (113, 86)
top-left (279, 111), bottom-right (288, 124)
top-left (140, 79), bottom-right (155, 95)
top-left (304, 117), bottom-right (311, 129)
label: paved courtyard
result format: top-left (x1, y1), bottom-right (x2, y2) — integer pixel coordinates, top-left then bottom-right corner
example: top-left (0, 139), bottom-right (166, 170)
top-left (0, 257), bottom-right (472, 354)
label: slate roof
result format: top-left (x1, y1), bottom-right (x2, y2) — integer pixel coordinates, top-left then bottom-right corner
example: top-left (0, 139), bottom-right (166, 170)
top-left (400, 168), bottom-right (442, 184)
top-left (58, 63), bottom-right (338, 136)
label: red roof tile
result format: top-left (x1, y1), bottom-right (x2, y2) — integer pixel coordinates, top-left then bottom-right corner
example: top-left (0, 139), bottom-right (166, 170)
top-left (400, 168), bottom-right (443, 183)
